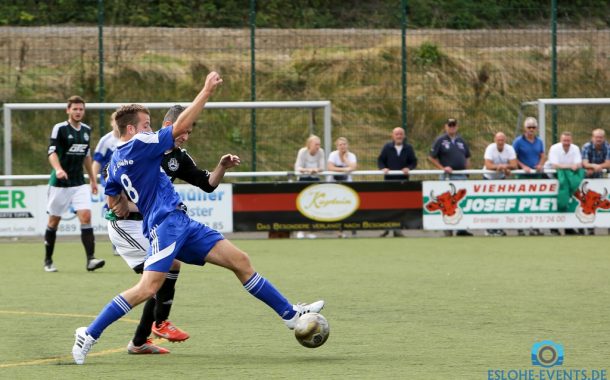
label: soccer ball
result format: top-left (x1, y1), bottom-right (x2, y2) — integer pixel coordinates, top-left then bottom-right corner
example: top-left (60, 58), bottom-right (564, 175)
top-left (294, 312), bottom-right (330, 348)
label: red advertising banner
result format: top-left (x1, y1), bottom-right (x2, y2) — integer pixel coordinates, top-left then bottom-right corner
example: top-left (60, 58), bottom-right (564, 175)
top-left (233, 181), bottom-right (423, 232)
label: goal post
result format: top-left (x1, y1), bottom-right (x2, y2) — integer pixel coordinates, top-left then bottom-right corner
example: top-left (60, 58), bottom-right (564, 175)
top-left (518, 98), bottom-right (610, 146)
top-left (3, 100), bottom-right (332, 184)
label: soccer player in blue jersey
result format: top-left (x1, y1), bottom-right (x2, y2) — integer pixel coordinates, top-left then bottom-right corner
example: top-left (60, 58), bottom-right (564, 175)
top-left (72, 72), bottom-right (324, 364)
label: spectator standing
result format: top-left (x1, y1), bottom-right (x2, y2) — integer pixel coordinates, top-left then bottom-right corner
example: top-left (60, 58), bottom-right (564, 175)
top-left (545, 131), bottom-right (584, 236)
top-left (294, 135), bottom-right (325, 238)
top-left (580, 128), bottom-right (610, 235)
top-left (513, 117), bottom-right (546, 236)
top-left (483, 132), bottom-right (518, 236)
top-left (377, 127), bottom-right (417, 237)
top-left (44, 96), bottom-right (104, 272)
top-left (428, 118), bottom-right (472, 236)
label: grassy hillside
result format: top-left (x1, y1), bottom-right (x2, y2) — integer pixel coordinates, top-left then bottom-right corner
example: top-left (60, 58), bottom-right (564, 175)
top-left (2, 27), bottom-right (610, 177)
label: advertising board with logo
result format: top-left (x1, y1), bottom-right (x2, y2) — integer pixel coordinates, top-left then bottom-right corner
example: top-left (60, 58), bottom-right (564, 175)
top-left (233, 181), bottom-right (423, 232)
top-left (423, 179), bottom-right (610, 230)
top-left (0, 187), bottom-right (41, 236)
top-left (0, 184), bottom-right (233, 236)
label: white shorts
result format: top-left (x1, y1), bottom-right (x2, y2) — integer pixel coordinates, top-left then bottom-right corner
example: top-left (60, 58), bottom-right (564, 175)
top-left (47, 185), bottom-right (92, 217)
top-left (107, 219), bottom-right (149, 269)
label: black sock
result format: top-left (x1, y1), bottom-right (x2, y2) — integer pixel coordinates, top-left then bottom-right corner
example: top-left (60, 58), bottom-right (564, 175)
top-left (133, 297), bottom-right (156, 346)
top-left (81, 226), bottom-right (95, 260)
top-left (44, 227), bottom-right (57, 263)
top-left (154, 270), bottom-right (179, 326)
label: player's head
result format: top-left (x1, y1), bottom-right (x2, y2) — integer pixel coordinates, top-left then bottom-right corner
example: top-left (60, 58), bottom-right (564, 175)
top-left (115, 104), bottom-right (151, 138)
top-left (162, 105), bottom-right (192, 148)
top-left (445, 118), bottom-right (458, 136)
top-left (66, 95), bottom-right (85, 124)
top-left (306, 135), bottom-right (321, 154)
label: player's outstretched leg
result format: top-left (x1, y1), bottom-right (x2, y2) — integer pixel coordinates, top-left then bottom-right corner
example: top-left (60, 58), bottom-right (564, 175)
top-left (205, 239), bottom-right (325, 329)
top-left (72, 271), bottom-right (166, 364)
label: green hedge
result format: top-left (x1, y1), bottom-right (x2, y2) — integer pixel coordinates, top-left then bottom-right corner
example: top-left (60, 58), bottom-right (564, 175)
top-left (1, 0), bottom-right (608, 28)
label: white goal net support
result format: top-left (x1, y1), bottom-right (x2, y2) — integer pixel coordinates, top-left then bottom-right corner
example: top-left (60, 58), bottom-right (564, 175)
top-left (518, 97), bottom-right (610, 146)
top-left (2, 100), bottom-right (332, 184)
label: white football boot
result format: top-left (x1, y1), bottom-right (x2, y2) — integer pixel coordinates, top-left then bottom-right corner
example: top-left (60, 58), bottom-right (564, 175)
top-left (283, 300), bottom-right (325, 329)
top-left (72, 327), bottom-right (97, 365)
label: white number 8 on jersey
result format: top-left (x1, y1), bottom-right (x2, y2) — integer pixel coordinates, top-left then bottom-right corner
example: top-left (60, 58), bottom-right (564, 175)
top-left (120, 174), bottom-right (140, 203)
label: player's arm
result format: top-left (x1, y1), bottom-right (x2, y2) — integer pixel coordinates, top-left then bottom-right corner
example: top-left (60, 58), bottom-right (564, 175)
top-left (83, 155), bottom-right (98, 195)
top-left (107, 193), bottom-right (130, 218)
top-left (208, 154), bottom-right (240, 188)
top-left (172, 71), bottom-right (223, 138)
top-left (48, 152), bottom-right (67, 179)
top-left (91, 160), bottom-right (102, 179)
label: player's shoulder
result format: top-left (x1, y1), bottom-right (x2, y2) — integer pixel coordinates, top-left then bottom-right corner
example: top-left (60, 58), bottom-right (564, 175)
top-left (80, 122), bottom-right (92, 131)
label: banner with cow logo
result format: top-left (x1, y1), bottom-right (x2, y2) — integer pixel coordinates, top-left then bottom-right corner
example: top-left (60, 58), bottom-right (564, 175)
top-left (423, 179), bottom-right (610, 230)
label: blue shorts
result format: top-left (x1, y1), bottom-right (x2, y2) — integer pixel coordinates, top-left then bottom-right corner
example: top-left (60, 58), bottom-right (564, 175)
top-left (144, 210), bottom-right (224, 272)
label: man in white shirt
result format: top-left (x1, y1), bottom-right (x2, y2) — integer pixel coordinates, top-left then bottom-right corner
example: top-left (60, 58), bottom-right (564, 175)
top-left (546, 131), bottom-right (582, 171)
top-left (546, 131), bottom-right (583, 236)
top-left (483, 132), bottom-right (518, 236)
top-left (483, 132), bottom-right (518, 180)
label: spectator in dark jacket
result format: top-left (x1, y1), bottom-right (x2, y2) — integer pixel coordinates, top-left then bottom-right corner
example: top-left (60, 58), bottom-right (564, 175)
top-left (377, 127), bottom-right (418, 237)
top-left (377, 127), bottom-right (418, 180)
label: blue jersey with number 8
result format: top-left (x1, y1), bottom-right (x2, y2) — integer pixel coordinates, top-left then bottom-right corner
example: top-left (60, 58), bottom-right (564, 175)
top-left (105, 127), bottom-right (180, 238)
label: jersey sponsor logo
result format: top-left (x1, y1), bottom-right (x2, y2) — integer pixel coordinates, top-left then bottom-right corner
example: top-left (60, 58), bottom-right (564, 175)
top-left (68, 144), bottom-right (88, 153)
top-left (167, 158), bottom-right (179, 172)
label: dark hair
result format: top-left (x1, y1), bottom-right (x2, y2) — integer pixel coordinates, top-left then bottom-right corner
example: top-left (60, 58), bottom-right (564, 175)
top-left (163, 105), bottom-right (186, 125)
top-left (115, 104), bottom-right (150, 136)
top-left (67, 95), bottom-right (85, 108)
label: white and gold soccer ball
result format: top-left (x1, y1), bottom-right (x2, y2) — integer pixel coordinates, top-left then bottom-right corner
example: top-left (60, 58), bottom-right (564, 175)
top-left (294, 312), bottom-right (330, 348)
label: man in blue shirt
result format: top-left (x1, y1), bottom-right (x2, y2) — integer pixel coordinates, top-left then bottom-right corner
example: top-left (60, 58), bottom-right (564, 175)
top-left (72, 72), bottom-right (324, 365)
top-left (513, 117), bottom-right (546, 236)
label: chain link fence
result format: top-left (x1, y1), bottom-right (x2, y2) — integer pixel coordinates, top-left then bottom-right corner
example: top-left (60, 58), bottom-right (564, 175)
top-left (1, 2), bottom-right (609, 178)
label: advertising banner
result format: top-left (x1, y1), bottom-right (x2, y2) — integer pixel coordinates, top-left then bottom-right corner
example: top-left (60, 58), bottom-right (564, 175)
top-left (0, 186), bottom-right (43, 236)
top-left (423, 179), bottom-right (610, 230)
top-left (0, 183), bottom-right (233, 237)
top-left (233, 181), bottom-right (423, 232)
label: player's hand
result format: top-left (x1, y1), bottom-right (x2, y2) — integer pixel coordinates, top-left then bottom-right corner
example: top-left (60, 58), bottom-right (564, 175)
top-left (219, 154), bottom-right (241, 169)
top-left (90, 181), bottom-right (98, 195)
top-left (402, 168), bottom-right (410, 175)
top-left (204, 71), bottom-right (223, 94)
top-left (56, 169), bottom-right (68, 180)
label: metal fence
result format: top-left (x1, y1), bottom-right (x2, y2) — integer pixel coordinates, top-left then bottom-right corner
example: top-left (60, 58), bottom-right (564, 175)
top-left (0, 2), bottom-right (609, 178)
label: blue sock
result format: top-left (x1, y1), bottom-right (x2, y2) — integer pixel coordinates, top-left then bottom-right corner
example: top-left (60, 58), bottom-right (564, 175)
top-left (243, 272), bottom-right (295, 319)
top-left (87, 295), bottom-right (132, 339)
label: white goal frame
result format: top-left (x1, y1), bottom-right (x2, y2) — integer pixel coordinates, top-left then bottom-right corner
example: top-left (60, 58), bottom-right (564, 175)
top-left (520, 98), bottom-right (610, 145)
top-left (3, 101), bottom-right (332, 184)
